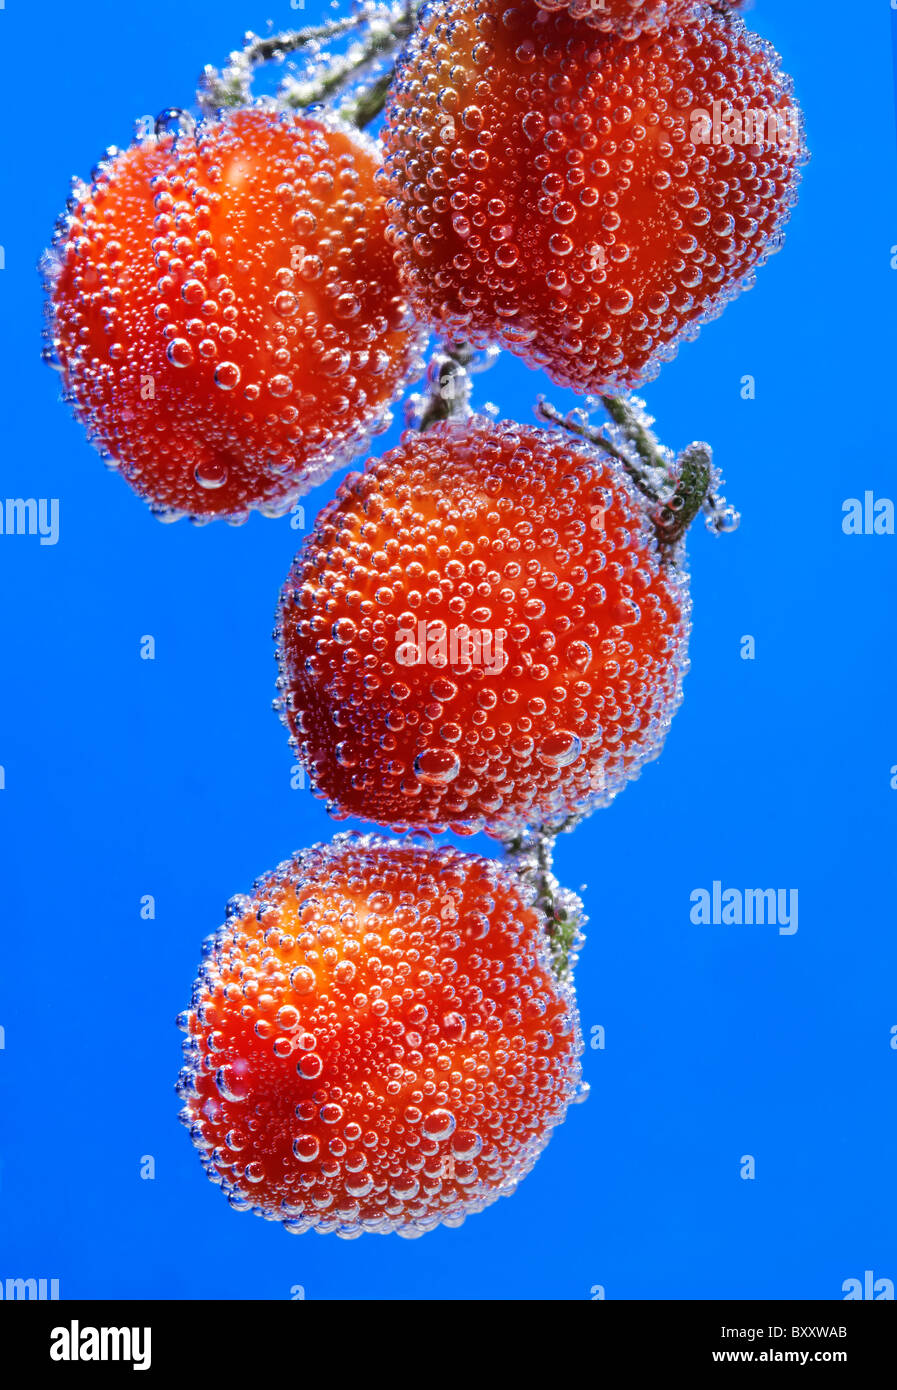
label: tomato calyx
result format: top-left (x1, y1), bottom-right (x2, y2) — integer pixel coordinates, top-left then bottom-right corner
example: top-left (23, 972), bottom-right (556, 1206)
top-left (651, 441), bottom-right (715, 552)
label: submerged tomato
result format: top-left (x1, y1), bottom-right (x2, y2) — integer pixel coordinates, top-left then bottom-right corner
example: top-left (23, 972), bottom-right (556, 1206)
top-left (178, 835), bottom-right (584, 1236)
top-left (46, 107), bottom-right (424, 521)
top-left (276, 417), bottom-right (690, 837)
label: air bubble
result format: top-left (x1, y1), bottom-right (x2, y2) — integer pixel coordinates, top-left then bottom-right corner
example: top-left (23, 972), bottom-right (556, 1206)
top-left (194, 460), bottom-right (228, 490)
top-left (413, 748), bottom-right (461, 786)
top-left (166, 338), bottom-right (194, 368)
top-left (292, 1134), bottom-right (320, 1162)
top-left (214, 361), bottom-right (241, 391)
top-left (422, 1108), bottom-right (456, 1141)
top-left (538, 731), bottom-right (582, 769)
top-left (290, 966), bottom-right (315, 995)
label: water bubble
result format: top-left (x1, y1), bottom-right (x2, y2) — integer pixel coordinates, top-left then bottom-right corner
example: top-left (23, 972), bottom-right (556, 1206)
top-left (166, 338), bottom-right (194, 368)
top-left (290, 966), bottom-right (316, 995)
top-left (194, 460), bottom-right (228, 490)
top-left (606, 288), bottom-right (634, 315)
top-left (413, 748), bottom-right (460, 786)
top-left (442, 1011), bottom-right (466, 1042)
top-left (154, 108), bottom-right (195, 139)
top-left (452, 1129), bottom-right (483, 1161)
top-left (292, 1134), bottom-right (320, 1162)
top-left (538, 731), bottom-right (582, 769)
top-left (274, 291), bottom-right (298, 316)
top-left (268, 374), bottom-right (293, 398)
top-left (215, 1063), bottom-right (248, 1102)
top-left (422, 1108), bottom-right (456, 1141)
top-left (214, 361), bottom-right (241, 391)
top-left (566, 640), bottom-right (593, 673)
top-left (297, 1052), bottom-right (323, 1080)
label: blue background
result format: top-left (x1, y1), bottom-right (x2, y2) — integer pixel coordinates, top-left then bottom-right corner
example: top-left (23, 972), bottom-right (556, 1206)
top-left (0, 0), bottom-right (894, 1300)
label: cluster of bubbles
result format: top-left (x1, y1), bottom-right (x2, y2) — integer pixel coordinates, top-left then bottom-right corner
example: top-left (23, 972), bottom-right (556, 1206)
top-left (537, 0), bottom-right (707, 41)
top-left (382, 0), bottom-right (806, 394)
top-left (177, 834), bottom-right (585, 1237)
top-left (43, 105), bottom-right (426, 522)
top-left (275, 416), bottom-right (691, 838)
top-left (196, 3), bottom-right (411, 119)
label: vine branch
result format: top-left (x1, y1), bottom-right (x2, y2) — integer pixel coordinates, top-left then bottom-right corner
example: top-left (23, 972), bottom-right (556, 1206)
top-left (504, 823), bottom-right (585, 983)
top-left (198, 1), bottom-right (419, 127)
top-left (412, 343), bottom-right (475, 433)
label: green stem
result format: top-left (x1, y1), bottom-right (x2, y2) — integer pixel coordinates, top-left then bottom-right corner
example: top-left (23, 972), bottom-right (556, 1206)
top-left (198, 14), bottom-right (366, 112)
top-left (535, 398), bottom-right (660, 501)
top-left (279, 28), bottom-right (401, 114)
top-left (415, 343), bottom-right (475, 433)
top-left (599, 392), bottom-right (670, 479)
top-left (340, 69), bottom-right (395, 128)
top-left (504, 825), bottom-right (584, 983)
top-left (199, 2), bottom-right (420, 124)
top-left (241, 16), bottom-right (363, 68)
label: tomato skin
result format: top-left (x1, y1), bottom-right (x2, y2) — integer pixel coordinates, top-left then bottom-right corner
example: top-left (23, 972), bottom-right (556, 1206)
top-left (382, 0), bottom-right (804, 395)
top-left (276, 417), bottom-right (690, 838)
top-left (46, 107), bottom-right (425, 522)
top-left (177, 835), bottom-right (584, 1237)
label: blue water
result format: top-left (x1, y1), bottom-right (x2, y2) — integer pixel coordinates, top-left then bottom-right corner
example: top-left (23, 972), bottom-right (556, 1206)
top-left (0, 0), bottom-right (894, 1300)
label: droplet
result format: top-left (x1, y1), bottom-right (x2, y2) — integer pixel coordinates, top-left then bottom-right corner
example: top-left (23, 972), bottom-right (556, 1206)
top-left (422, 1108), bottom-right (456, 1141)
top-left (194, 460), bottom-right (228, 490)
top-left (214, 361), bottom-right (241, 391)
top-left (290, 966), bottom-right (315, 995)
top-left (292, 1134), bottom-right (320, 1162)
top-left (413, 748), bottom-right (460, 786)
top-left (538, 731), bottom-right (582, 769)
top-left (297, 1052), bottom-right (323, 1080)
top-left (166, 338), bottom-right (193, 368)
top-left (566, 640), bottom-right (593, 673)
